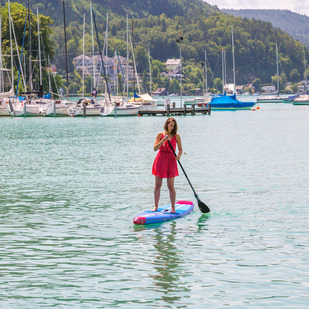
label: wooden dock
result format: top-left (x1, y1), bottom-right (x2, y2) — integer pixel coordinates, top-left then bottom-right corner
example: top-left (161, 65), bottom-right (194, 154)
top-left (138, 104), bottom-right (211, 116)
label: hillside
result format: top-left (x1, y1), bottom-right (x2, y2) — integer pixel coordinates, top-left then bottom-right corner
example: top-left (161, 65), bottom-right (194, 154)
top-left (223, 9), bottom-right (309, 48)
top-left (0, 0), bottom-right (219, 24)
top-left (1, 1), bottom-right (308, 89)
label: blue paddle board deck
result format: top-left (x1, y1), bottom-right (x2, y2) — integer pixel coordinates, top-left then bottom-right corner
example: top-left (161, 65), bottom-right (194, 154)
top-left (133, 200), bottom-right (194, 225)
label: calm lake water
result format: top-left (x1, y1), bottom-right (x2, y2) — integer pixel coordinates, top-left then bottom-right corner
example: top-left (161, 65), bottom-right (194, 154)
top-left (0, 103), bottom-right (308, 308)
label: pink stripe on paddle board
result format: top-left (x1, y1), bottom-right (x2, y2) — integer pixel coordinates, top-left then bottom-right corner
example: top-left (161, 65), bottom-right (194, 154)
top-left (176, 200), bottom-right (193, 205)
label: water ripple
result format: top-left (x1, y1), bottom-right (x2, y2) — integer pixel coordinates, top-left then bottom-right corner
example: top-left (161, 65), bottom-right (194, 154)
top-left (0, 109), bottom-right (309, 307)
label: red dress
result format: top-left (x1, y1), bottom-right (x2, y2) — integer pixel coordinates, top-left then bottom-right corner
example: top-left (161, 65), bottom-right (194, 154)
top-left (152, 133), bottom-right (179, 178)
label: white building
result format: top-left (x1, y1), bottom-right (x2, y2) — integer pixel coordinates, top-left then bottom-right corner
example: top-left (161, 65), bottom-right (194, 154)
top-left (73, 54), bottom-right (137, 90)
top-left (261, 85), bottom-right (276, 93)
top-left (165, 59), bottom-right (181, 71)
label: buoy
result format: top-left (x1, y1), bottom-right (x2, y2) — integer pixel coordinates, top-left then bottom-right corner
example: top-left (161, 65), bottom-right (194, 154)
top-left (138, 114), bottom-right (141, 117)
top-left (257, 106), bottom-right (260, 110)
top-left (252, 108), bottom-right (255, 111)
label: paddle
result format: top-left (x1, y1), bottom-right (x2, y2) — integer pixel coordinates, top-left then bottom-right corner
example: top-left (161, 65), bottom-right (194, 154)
top-left (167, 139), bottom-right (210, 213)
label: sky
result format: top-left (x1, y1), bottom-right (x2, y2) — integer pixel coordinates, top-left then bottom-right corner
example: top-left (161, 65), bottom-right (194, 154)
top-left (205, 0), bottom-right (309, 17)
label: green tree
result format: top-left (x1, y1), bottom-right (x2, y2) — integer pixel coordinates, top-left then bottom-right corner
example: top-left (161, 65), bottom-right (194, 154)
top-left (289, 83), bottom-right (299, 93)
top-left (271, 75), bottom-right (285, 91)
top-left (290, 69), bottom-right (301, 83)
top-left (213, 78), bottom-right (223, 92)
top-left (163, 76), bottom-right (171, 92)
top-left (135, 45), bottom-right (149, 75)
top-left (170, 78), bottom-right (180, 94)
top-left (0, 3), bottom-right (54, 92)
top-left (252, 78), bottom-right (261, 92)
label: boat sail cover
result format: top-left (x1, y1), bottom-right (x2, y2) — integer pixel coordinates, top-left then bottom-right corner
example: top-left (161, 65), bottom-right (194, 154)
top-left (0, 87), bottom-right (15, 98)
top-left (211, 93), bottom-right (255, 109)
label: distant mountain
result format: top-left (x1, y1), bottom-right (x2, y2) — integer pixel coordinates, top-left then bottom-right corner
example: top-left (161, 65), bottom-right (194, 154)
top-left (222, 9), bottom-right (309, 48)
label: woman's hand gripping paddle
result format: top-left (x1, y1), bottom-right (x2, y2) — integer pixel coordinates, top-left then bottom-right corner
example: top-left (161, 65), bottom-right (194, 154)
top-left (167, 139), bottom-right (210, 213)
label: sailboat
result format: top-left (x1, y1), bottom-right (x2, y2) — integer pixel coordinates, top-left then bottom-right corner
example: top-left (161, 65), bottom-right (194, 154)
top-left (44, 0), bottom-right (81, 117)
top-left (68, 12), bottom-right (103, 117)
top-left (127, 47), bottom-right (157, 110)
top-left (184, 50), bottom-right (212, 107)
top-left (291, 46), bottom-right (309, 105)
top-left (22, 7), bottom-right (56, 116)
top-left (2, 0), bottom-right (24, 116)
top-left (0, 16), bottom-right (14, 116)
top-left (257, 43), bottom-right (284, 103)
top-left (210, 27), bottom-right (255, 110)
top-left (89, 10), bottom-right (139, 116)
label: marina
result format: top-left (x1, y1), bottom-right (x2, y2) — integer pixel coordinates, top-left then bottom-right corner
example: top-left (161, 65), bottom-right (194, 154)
top-left (138, 104), bottom-right (211, 116)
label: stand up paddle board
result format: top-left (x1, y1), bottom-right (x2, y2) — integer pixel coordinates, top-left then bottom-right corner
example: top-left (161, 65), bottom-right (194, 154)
top-left (133, 200), bottom-right (194, 225)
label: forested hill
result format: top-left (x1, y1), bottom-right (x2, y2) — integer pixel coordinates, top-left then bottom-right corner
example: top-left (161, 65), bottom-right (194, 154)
top-left (0, 0), bottom-right (219, 24)
top-left (1, 1), bottom-right (308, 85)
top-left (223, 9), bottom-right (309, 48)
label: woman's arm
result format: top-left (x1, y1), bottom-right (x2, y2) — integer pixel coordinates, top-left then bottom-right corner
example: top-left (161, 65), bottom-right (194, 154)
top-left (176, 134), bottom-right (183, 160)
top-left (154, 133), bottom-right (168, 151)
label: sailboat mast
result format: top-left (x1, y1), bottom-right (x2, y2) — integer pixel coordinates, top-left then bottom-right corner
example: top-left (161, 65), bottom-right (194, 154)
top-left (303, 45), bottom-right (307, 90)
top-left (91, 8), bottom-right (111, 101)
top-left (231, 26), bottom-right (236, 94)
top-left (201, 61), bottom-right (205, 99)
top-left (82, 13), bottom-right (85, 97)
top-left (115, 50), bottom-right (118, 96)
top-left (104, 13), bottom-right (109, 93)
top-left (205, 50), bottom-right (208, 96)
top-left (148, 49), bottom-right (152, 95)
top-left (129, 23), bottom-right (141, 95)
top-left (29, 0), bottom-right (32, 91)
top-left (90, 4), bottom-right (96, 91)
top-left (276, 43), bottom-right (279, 95)
top-left (48, 56), bottom-right (52, 95)
top-left (0, 16), bottom-right (3, 92)
top-left (221, 49), bottom-right (224, 93)
top-left (224, 50), bottom-right (227, 91)
top-left (176, 33), bottom-right (184, 105)
top-left (37, 7), bottom-right (42, 87)
top-left (8, 0), bottom-right (14, 93)
top-left (131, 20), bottom-right (135, 96)
top-left (126, 13), bottom-right (129, 99)
top-left (105, 14), bottom-right (108, 59)
top-left (63, 0), bottom-right (69, 100)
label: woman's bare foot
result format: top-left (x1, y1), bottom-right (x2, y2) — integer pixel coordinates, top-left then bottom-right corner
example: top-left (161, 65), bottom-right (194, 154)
top-left (151, 207), bottom-right (158, 212)
top-left (170, 207), bottom-right (176, 213)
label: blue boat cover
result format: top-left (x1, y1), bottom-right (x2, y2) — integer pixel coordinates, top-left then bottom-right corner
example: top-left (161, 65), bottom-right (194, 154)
top-left (17, 93), bottom-right (51, 100)
top-left (211, 93), bottom-right (255, 109)
top-left (133, 90), bottom-right (140, 99)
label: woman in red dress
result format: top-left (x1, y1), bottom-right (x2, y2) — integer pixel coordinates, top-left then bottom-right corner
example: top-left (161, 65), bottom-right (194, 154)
top-left (152, 117), bottom-right (183, 213)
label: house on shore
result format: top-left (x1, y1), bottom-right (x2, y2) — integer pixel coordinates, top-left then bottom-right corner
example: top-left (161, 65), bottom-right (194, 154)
top-left (165, 59), bottom-right (181, 71)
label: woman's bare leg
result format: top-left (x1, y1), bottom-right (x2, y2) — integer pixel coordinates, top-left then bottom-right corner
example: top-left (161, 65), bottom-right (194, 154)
top-left (152, 176), bottom-right (163, 211)
top-left (167, 177), bottom-right (176, 213)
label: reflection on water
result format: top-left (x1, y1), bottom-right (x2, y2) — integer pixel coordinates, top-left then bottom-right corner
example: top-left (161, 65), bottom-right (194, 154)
top-left (150, 222), bottom-right (190, 304)
top-left (197, 213), bottom-right (211, 232)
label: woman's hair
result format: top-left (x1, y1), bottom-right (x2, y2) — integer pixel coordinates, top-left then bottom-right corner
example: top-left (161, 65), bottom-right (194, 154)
top-left (164, 117), bottom-right (178, 135)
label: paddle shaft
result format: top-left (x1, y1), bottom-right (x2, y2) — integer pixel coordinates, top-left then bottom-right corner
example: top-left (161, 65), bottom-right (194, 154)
top-left (167, 139), bottom-right (199, 199)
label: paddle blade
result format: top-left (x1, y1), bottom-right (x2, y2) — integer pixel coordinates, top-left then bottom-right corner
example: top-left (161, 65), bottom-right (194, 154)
top-left (198, 200), bottom-right (210, 213)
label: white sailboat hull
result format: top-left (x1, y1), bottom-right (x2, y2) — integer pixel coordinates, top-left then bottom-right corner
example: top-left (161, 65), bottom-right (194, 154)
top-left (109, 105), bottom-right (140, 116)
top-left (0, 106), bottom-right (9, 116)
top-left (0, 98), bottom-right (10, 116)
top-left (100, 104), bottom-right (140, 116)
top-left (25, 103), bottom-right (43, 116)
top-left (74, 106), bottom-right (102, 116)
top-left (42, 100), bottom-right (77, 117)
